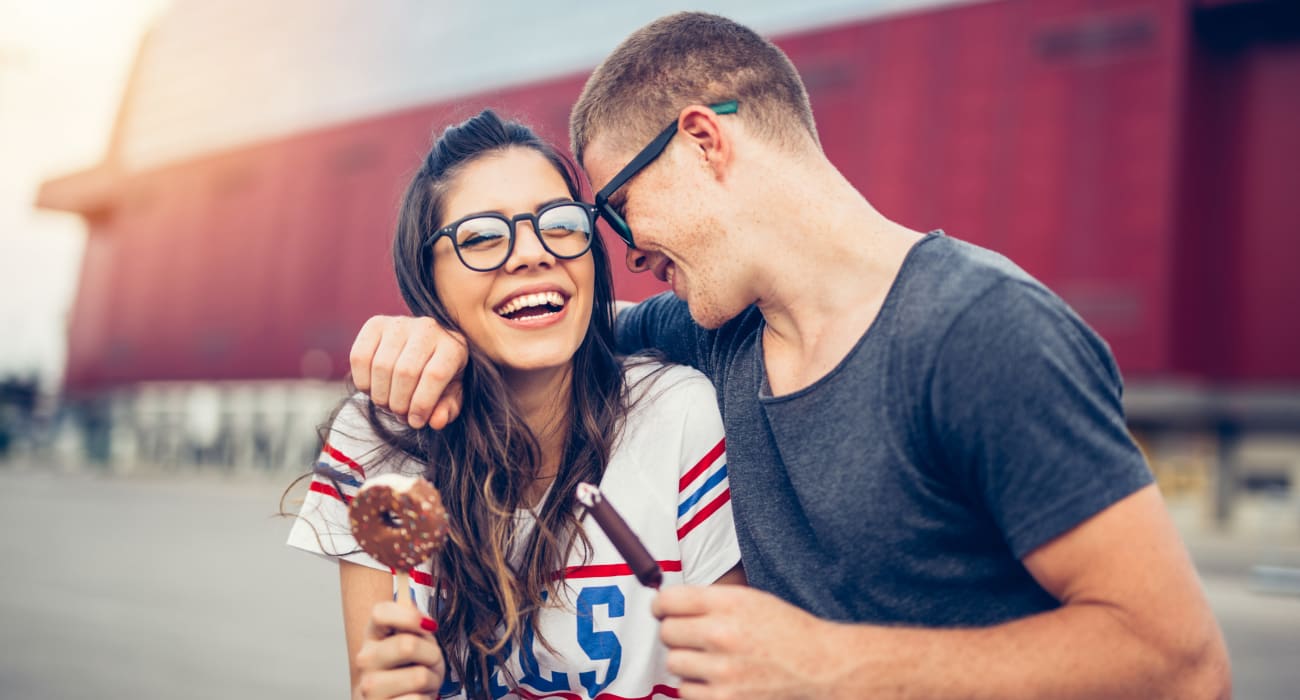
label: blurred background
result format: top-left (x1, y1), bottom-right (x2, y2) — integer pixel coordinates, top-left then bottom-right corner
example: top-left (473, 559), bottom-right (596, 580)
top-left (1, 0), bottom-right (1297, 697)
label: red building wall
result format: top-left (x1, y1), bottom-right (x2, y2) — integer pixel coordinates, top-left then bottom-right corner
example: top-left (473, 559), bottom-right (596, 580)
top-left (1173, 0), bottom-right (1300, 383)
top-left (55, 0), bottom-right (1300, 392)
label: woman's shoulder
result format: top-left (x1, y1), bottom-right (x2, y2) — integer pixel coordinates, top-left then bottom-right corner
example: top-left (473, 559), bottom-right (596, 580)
top-left (607, 359), bottom-right (726, 492)
top-left (620, 358), bottom-right (716, 407)
top-left (616, 359), bottom-right (722, 452)
top-left (323, 394), bottom-right (422, 478)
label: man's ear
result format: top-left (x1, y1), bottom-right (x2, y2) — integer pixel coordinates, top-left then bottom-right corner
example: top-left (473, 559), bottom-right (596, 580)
top-left (677, 104), bottom-right (733, 180)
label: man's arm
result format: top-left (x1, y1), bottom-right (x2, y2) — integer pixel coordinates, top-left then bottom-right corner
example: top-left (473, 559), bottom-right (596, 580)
top-left (347, 296), bottom-right (695, 428)
top-left (654, 484), bottom-right (1230, 700)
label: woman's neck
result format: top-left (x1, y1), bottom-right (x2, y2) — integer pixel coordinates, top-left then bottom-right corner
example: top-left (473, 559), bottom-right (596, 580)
top-left (504, 365), bottom-right (573, 504)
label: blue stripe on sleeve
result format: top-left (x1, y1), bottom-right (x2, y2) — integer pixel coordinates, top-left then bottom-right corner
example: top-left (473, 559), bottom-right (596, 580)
top-left (677, 465), bottom-right (728, 518)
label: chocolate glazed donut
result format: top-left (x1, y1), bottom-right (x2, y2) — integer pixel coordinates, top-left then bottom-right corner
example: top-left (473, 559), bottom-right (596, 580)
top-left (349, 473), bottom-right (450, 571)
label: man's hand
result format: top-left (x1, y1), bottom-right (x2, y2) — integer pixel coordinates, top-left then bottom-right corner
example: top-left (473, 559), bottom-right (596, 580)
top-left (654, 585), bottom-right (856, 700)
top-left (349, 315), bottom-right (467, 429)
top-left (655, 486), bottom-right (1231, 700)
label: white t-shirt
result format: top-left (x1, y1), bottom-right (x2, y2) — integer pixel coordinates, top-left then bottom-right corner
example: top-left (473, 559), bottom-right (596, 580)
top-left (287, 362), bottom-right (740, 699)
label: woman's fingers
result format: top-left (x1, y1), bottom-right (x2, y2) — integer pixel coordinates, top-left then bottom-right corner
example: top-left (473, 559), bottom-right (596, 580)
top-left (365, 601), bottom-right (429, 639)
top-left (355, 601), bottom-right (445, 700)
top-left (355, 661), bottom-right (443, 700)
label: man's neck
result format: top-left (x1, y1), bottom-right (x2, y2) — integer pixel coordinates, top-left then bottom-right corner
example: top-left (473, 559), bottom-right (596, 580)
top-left (748, 170), bottom-right (923, 396)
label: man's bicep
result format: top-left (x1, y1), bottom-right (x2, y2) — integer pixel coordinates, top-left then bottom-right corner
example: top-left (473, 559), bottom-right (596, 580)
top-left (1020, 481), bottom-right (1231, 682)
top-left (1022, 484), bottom-right (1209, 628)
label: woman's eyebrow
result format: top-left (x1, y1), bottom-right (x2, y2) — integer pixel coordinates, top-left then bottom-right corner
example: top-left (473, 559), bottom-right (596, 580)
top-left (452, 198), bottom-right (573, 221)
top-left (535, 197), bottom-right (571, 211)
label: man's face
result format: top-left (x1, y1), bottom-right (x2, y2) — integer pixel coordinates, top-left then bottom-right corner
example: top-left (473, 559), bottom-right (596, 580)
top-left (584, 131), bottom-right (747, 330)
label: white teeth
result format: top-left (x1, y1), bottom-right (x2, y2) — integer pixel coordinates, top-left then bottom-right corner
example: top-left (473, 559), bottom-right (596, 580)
top-left (496, 291), bottom-right (566, 317)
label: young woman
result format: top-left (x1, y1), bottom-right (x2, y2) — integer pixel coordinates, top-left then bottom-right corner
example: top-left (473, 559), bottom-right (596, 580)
top-left (288, 110), bottom-right (742, 700)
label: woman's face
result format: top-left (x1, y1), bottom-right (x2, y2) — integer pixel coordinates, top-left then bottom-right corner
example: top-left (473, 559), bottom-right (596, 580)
top-left (430, 147), bottom-right (596, 383)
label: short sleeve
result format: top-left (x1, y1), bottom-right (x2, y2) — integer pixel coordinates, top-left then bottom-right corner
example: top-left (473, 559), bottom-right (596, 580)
top-left (616, 292), bottom-right (712, 374)
top-left (286, 398), bottom-right (435, 608)
top-left (663, 372), bottom-right (741, 585)
top-left (929, 280), bottom-right (1153, 559)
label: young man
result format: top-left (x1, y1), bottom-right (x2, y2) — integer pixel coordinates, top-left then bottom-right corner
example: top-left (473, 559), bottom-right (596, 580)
top-left (350, 12), bottom-right (1229, 699)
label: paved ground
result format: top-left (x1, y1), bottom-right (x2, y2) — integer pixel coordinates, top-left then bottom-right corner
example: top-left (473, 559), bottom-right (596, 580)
top-left (0, 468), bottom-right (1297, 698)
top-left (0, 469), bottom-right (347, 699)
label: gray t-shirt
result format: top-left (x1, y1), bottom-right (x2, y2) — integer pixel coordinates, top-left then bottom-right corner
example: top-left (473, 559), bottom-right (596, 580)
top-left (616, 232), bottom-right (1153, 626)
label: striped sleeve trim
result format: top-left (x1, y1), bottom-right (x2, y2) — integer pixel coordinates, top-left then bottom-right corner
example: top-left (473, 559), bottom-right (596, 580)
top-left (676, 490), bottom-right (731, 540)
top-left (308, 479), bottom-right (352, 504)
top-left (322, 442), bottom-right (367, 478)
top-left (309, 443), bottom-right (367, 504)
top-left (676, 437), bottom-right (729, 541)
top-left (678, 438), bottom-right (725, 492)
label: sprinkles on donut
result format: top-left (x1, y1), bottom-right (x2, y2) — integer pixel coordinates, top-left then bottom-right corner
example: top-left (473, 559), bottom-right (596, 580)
top-left (348, 473), bottom-right (450, 572)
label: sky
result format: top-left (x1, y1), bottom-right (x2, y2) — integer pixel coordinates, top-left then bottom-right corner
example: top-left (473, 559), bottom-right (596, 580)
top-left (0, 0), bottom-right (169, 392)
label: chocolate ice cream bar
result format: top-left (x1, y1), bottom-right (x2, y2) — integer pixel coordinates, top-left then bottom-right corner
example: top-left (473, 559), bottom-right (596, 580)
top-left (575, 482), bottom-right (663, 589)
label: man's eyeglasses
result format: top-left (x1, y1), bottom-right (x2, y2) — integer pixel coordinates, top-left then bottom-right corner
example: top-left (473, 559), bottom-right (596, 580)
top-left (593, 100), bottom-right (739, 249)
top-left (423, 201), bottom-right (597, 272)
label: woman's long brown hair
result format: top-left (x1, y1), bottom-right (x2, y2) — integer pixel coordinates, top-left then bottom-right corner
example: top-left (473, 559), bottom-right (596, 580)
top-left (360, 109), bottom-right (626, 698)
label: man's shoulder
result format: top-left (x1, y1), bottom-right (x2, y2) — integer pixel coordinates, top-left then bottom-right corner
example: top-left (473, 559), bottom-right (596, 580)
top-left (900, 234), bottom-right (1120, 397)
top-left (896, 232), bottom-right (1072, 338)
top-left (908, 232), bottom-right (1040, 301)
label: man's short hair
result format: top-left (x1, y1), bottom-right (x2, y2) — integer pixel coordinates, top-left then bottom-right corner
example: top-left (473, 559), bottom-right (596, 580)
top-left (570, 12), bottom-right (819, 166)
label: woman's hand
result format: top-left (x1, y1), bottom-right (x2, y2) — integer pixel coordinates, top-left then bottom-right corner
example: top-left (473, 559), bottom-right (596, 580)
top-left (352, 601), bottom-right (445, 700)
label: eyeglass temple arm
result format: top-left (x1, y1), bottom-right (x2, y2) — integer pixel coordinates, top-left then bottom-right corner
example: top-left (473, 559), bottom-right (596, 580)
top-left (594, 100), bottom-right (739, 204)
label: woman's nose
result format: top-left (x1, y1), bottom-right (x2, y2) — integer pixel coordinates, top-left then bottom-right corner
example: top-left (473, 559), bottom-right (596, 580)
top-left (504, 221), bottom-right (555, 271)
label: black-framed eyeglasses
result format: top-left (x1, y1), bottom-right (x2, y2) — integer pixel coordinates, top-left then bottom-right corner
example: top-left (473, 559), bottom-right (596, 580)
top-left (593, 100), bottom-right (739, 248)
top-left (422, 200), bottom-right (597, 272)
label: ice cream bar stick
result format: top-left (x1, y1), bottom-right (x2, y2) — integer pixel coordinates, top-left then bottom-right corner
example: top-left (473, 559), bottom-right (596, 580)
top-left (576, 482), bottom-right (663, 589)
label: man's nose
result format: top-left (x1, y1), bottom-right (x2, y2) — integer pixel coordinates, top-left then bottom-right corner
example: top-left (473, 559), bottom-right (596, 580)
top-left (625, 246), bottom-right (650, 273)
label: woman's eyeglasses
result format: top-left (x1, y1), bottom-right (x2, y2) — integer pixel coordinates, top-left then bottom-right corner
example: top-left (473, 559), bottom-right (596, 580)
top-left (593, 100), bottom-right (738, 249)
top-left (423, 201), bottom-right (597, 272)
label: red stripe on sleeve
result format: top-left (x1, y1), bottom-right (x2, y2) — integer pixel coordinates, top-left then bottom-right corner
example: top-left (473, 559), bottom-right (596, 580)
top-left (677, 438), bottom-right (725, 492)
top-left (323, 442), bottom-right (366, 478)
top-left (308, 480), bottom-right (351, 504)
top-left (676, 490), bottom-right (731, 540)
